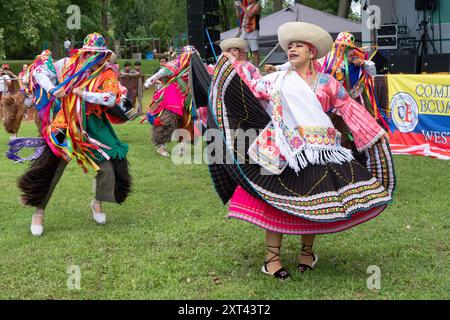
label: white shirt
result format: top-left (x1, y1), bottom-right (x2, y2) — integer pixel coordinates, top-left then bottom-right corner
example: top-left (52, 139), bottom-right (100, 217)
top-left (0, 74), bottom-right (11, 93)
top-left (64, 40), bottom-right (71, 49)
top-left (33, 58), bottom-right (117, 107)
top-left (276, 59), bottom-right (376, 76)
top-left (144, 68), bottom-right (170, 88)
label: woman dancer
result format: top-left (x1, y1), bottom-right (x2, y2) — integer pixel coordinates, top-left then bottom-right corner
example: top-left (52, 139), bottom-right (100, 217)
top-left (208, 22), bottom-right (395, 280)
top-left (219, 38), bottom-right (261, 81)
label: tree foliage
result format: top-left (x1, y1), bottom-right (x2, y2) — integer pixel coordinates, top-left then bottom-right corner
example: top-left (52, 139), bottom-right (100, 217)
top-left (0, 28), bottom-right (5, 60)
top-left (0, 0), bottom-right (59, 58)
top-left (0, 0), bottom-right (358, 59)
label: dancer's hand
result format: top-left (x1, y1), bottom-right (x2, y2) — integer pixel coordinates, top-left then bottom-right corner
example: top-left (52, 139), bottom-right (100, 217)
top-left (222, 52), bottom-right (235, 63)
top-left (352, 57), bottom-right (365, 67)
top-left (53, 87), bottom-right (67, 99)
top-left (72, 87), bottom-right (83, 97)
top-left (264, 64), bottom-right (277, 73)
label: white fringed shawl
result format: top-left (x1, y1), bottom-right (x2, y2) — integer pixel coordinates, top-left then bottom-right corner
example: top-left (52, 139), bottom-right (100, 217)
top-left (267, 70), bottom-right (354, 173)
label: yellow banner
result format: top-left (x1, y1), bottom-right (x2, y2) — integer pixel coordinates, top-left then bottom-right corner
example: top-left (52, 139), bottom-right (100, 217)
top-left (387, 74), bottom-right (450, 117)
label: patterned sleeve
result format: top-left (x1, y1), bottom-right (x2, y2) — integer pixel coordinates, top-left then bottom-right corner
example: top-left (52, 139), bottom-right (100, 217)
top-left (33, 65), bottom-right (57, 93)
top-left (363, 60), bottom-right (377, 77)
top-left (82, 69), bottom-right (119, 107)
top-left (32, 58), bottom-right (68, 93)
top-left (326, 75), bottom-right (385, 151)
top-left (144, 68), bottom-right (171, 88)
top-left (230, 58), bottom-right (275, 100)
top-left (249, 63), bottom-right (262, 80)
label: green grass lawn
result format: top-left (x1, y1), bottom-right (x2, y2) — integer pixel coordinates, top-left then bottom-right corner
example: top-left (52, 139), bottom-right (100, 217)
top-left (0, 118), bottom-right (449, 299)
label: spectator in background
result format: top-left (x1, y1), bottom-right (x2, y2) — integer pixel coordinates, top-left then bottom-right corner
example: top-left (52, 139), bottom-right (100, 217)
top-left (0, 67), bottom-right (12, 121)
top-left (64, 37), bottom-right (71, 57)
top-left (2, 64), bottom-right (17, 79)
top-left (131, 61), bottom-right (144, 109)
top-left (120, 61), bottom-right (132, 76)
top-left (151, 57), bottom-right (168, 91)
top-left (18, 64), bottom-right (29, 91)
top-left (18, 64), bottom-right (36, 121)
top-left (235, 0), bottom-right (261, 67)
top-left (131, 61), bottom-right (144, 78)
top-left (120, 62), bottom-right (139, 105)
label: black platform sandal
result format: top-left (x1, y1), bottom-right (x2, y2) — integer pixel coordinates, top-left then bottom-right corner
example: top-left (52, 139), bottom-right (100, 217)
top-left (297, 243), bottom-right (319, 273)
top-left (261, 245), bottom-right (291, 280)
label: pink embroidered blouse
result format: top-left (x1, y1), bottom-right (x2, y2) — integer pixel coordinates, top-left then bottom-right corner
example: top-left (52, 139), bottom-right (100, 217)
top-left (232, 60), bottom-right (385, 152)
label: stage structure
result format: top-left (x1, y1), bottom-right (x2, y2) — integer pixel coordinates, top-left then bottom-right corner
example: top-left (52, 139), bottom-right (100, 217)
top-left (187, 0), bottom-right (221, 62)
top-left (363, 0), bottom-right (450, 74)
top-left (360, 0), bottom-right (450, 160)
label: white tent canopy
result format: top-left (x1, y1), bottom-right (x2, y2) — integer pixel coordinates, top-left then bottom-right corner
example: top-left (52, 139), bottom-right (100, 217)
top-left (221, 3), bottom-right (362, 45)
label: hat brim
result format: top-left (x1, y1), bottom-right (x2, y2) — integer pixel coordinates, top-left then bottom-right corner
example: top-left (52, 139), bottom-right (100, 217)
top-left (220, 38), bottom-right (248, 53)
top-left (78, 47), bottom-right (112, 53)
top-left (278, 22), bottom-right (333, 59)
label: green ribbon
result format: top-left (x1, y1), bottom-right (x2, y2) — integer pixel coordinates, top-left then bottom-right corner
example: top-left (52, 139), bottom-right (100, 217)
top-left (344, 46), bottom-right (351, 93)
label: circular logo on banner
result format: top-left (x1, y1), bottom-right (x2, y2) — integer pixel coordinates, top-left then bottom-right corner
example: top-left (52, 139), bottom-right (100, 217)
top-left (390, 92), bottom-right (419, 133)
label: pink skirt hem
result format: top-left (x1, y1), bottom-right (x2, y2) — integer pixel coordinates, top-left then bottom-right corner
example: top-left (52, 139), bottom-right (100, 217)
top-left (228, 186), bottom-right (386, 235)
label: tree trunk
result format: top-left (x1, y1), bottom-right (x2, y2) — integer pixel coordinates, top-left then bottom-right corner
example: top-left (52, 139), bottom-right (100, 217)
top-left (220, 0), bottom-right (230, 31)
top-left (51, 33), bottom-right (60, 60)
top-left (101, 0), bottom-right (109, 45)
top-left (273, 0), bottom-right (283, 12)
top-left (337, 0), bottom-right (352, 18)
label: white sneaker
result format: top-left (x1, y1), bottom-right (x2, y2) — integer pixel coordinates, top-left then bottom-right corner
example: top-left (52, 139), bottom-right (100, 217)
top-left (156, 145), bottom-right (170, 157)
top-left (30, 224), bottom-right (44, 236)
top-left (93, 212), bottom-right (106, 224)
top-left (30, 213), bottom-right (44, 236)
top-left (90, 200), bottom-right (106, 224)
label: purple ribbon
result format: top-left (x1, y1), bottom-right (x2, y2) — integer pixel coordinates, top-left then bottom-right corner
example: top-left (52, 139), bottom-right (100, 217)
top-left (6, 137), bottom-right (47, 163)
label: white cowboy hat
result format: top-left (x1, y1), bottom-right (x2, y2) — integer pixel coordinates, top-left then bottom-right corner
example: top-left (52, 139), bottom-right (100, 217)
top-left (220, 38), bottom-right (249, 53)
top-left (277, 22), bottom-right (333, 59)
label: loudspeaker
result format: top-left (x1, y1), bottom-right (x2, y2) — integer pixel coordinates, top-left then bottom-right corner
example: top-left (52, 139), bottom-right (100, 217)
top-left (187, 13), bottom-right (205, 56)
top-left (187, 0), bottom-right (219, 14)
top-left (204, 14), bottom-right (220, 27)
top-left (372, 51), bottom-right (389, 75)
top-left (422, 54), bottom-right (450, 73)
top-left (187, 0), bottom-right (203, 15)
top-left (415, 0), bottom-right (437, 11)
top-left (388, 52), bottom-right (417, 74)
top-left (203, 0), bottom-right (219, 12)
top-left (187, 0), bottom-right (221, 60)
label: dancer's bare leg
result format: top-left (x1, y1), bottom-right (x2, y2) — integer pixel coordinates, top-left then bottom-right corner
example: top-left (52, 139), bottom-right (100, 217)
top-left (298, 234), bottom-right (317, 271)
top-left (265, 230), bottom-right (284, 273)
top-left (31, 208), bottom-right (45, 226)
